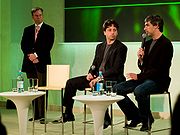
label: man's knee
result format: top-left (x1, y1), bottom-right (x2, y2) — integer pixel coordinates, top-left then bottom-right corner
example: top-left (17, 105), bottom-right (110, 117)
top-left (134, 88), bottom-right (141, 97)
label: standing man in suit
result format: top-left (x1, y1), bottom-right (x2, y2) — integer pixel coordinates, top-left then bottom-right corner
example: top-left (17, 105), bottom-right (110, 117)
top-left (55, 19), bottom-right (127, 129)
top-left (21, 7), bottom-right (54, 123)
top-left (113, 15), bottom-right (173, 131)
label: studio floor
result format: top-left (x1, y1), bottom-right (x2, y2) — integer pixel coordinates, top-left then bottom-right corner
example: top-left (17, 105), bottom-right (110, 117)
top-left (1, 108), bottom-right (171, 135)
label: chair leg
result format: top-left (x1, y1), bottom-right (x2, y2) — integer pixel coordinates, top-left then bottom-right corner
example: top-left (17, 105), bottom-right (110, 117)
top-left (84, 90), bottom-right (87, 135)
top-left (61, 89), bottom-right (64, 135)
top-left (124, 116), bottom-right (128, 135)
top-left (32, 100), bottom-right (35, 135)
top-left (147, 130), bottom-right (151, 135)
top-left (72, 121), bottom-right (74, 134)
top-left (110, 104), bottom-right (113, 135)
top-left (147, 115), bottom-right (151, 135)
top-left (147, 95), bottom-right (151, 135)
top-left (84, 104), bottom-right (86, 135)
top-left (167, 92), bottom-right (173, 119)
top-left (44, 93), bottom-right (47, 133)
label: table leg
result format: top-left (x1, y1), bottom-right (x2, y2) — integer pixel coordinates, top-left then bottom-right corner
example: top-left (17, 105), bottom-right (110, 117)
top-left (88, 103), bottom-right (108, 135)
top-left (13, 100), bottom-right (31, 135)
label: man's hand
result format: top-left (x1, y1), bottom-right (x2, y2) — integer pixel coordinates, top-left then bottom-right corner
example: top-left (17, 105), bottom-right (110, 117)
top-left (89, 78), bottom-right (98, 88)
top-left (86, 73), bottom-right (94, 81)
top-left (137, 48), bottom-right (144, 63)
top-left (28, 53), bottom-right (37, 62)
top-left (126, 73), bottom-right (138, 80)
top-left (33, 58), bottom-right (39, 63)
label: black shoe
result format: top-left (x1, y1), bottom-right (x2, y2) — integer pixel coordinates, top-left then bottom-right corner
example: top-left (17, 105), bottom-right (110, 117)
top-left (39, 118), bottom-right (48, 124)
top-left (140, 119), bottom-right (154, 131)
top-left (52, 113), bottom-right (75, 124)
top-left (28, 118), bottom-right (33, 121)
top-left (103, 119), bottom-right (111, 129)
top-left (126, 119), bottom-right (141, 127)
top-left (28, 117), bottom-right (41, 121)
top-left (140, 123), bottom-right (149, 131)
top-left (103, 110), bottom-right (111, 129)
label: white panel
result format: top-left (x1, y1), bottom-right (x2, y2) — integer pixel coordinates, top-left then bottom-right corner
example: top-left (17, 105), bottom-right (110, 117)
top-left (47, 65), bottom-right (70, 88)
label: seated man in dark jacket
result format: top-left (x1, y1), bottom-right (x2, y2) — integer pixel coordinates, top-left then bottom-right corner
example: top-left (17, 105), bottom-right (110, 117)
top-left (56, 19), bottom-right (127, 129)
top-left (114, 15), bottom-right (173, 131)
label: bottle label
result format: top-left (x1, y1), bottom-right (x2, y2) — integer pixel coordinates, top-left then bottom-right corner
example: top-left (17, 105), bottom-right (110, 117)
top-left (17, 81), bottom-right (24, 88)
top-left (96, 83), bottom-right (103, 92)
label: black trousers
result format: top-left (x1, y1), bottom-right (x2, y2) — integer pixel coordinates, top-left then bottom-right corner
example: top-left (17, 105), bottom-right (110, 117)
top-left (63, 75), bottom-right (90, 113)
top-left (26, 71), bottom-right (47, 119)
top-left (63, 75), bottom-right (111, 121)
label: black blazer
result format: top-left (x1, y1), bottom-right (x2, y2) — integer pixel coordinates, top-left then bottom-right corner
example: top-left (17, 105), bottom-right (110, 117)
top-left (89, 40), bottom-right (127, 83)
top-left (137, 35), bottom-right (173, 90)
top-left (21, 23), bottom-right (54, 73)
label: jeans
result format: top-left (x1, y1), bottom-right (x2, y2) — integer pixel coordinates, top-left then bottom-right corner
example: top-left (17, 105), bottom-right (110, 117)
top-left (114, 79), bottom-right (159, 123)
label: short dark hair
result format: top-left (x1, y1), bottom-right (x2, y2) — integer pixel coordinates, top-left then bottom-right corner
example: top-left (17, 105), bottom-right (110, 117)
top-left (31, 7), bottom-right (43, 16)
top-left (144, 15), bottom-right (164, 32)
top-left (103, 19), bottom-right (119, 31)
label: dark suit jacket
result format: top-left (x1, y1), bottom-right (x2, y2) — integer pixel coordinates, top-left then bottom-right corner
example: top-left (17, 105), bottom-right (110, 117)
top-left (137, 34), bottom-right (173, 91)
top-left (21, 23), bottom-right (54, 73)
top-left (89, 40), bottom-right (127, 83)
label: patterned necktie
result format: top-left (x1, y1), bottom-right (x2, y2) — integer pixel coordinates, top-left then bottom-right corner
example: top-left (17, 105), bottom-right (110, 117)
top-left (35, 25), bottom-right (40, 41)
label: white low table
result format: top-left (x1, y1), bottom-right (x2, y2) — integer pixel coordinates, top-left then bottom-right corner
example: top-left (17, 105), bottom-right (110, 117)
top-left (73, 95), bottom-right (124, 135)
top-left (0, 91), bottom-right (46, 135)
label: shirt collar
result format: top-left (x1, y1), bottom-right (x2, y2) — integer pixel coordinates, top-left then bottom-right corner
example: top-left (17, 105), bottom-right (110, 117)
top-left (35, 22), bottom-right (43, 28)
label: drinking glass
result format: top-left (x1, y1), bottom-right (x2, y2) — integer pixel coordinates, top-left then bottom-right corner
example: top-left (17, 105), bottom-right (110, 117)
top-left (28, 78), bottom-right (38, 92)
top-left (105, 81), bottom-right (112, 96)
top-left (111, 81), bottom-right (117, 97)
top-left (12, 79), bottom-right (17, 92)
top-left (105, 81), bottom-right (117, 96)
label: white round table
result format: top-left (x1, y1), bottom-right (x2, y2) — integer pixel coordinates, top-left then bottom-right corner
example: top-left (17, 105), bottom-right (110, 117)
top-left (0, 91), bottom-right (46, 135)
top-left (73, 95), bottom-right (124, 135)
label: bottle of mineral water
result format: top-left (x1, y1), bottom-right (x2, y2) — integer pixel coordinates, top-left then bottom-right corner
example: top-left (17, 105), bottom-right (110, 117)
top-left (96, 71), bottom-right (104, 94)
top-left (17, 70), bottom-right (24, 93)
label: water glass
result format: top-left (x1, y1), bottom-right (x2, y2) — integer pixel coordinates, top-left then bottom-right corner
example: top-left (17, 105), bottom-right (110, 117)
top-left (92, 87), bottom-right (98, 96)
top-left (12, 79), bottom-right (17, 92)
top-left (111, 81), bottom-right (117, 96)
top-left (105, 81), bottom-right (117, 96)
top-left (111, 87), bottom-right (117, 97)
top-left (105, 81), bottom-right (112, 96)
top-left (99, 88), bottom-right (105, 95)
top-left (28, 78), bottom-right (38, 92)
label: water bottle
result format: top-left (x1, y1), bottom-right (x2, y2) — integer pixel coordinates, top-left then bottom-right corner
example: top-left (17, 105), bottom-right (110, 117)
top-left (17, 70), bottom-right (24, 93)
top-left (96, 71), bottom-right (104, 94)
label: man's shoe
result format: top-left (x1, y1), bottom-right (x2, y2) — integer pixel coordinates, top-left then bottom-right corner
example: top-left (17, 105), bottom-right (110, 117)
top-left (39, 118), bottom-right (48, 124)
top-left (140, 119), bottom-right (154, 131)
top-left (126, 119), bottom-right (141, 127)
top-left (52, 113), bottom-right (75, 124)
top-left (103, 119), bottom-right (111, 129)
top-left (140, 123), bottom-right (149, 131)
top-left (103, 110), bottom-right (111, 129)
top-left (28, 117), bottom-right (41, 121)
top-left (28, 118), bottom-right (33, 121)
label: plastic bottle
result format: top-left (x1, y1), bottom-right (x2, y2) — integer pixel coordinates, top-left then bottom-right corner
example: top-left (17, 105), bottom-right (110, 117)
top-left (17, 70), bottom-right (24, 93)
top-left (96, 71), bottom-right (104, 94)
